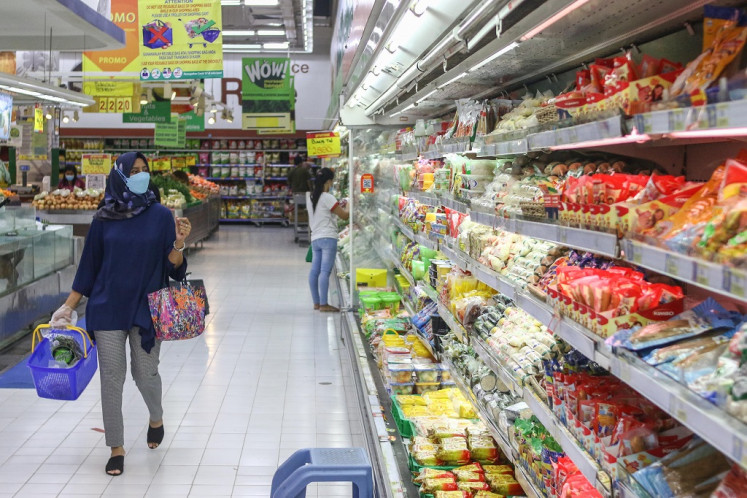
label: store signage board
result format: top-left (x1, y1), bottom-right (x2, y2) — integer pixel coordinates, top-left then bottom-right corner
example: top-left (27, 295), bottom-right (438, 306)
top-left (241, 58), bottom-right (295, 130)
top-left (82, 154), bottom-right (112, 175)
top-left (155, 117), bottom-right (187, 148)
top-left (138, 0), bottom-right (223, 80)
top-left (123, 101), bottom-right (171, 123)
top-left (86, 174), bottom-right (107, 190)
top-left (307, 132), bottom-right (341, 158)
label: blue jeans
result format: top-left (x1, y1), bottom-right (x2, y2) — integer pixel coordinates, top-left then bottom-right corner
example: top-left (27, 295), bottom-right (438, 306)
top-left (309, 237), bottom-right (337, 306)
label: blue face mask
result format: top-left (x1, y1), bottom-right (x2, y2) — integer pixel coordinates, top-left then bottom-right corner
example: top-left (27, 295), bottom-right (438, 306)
top-left (65, 175), bottom-right (75, 182)
top-left (126, 171), bottom-right (151, 195)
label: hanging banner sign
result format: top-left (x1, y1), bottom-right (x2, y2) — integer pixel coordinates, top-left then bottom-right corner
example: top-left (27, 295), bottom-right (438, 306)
top-left (123, 101), bottom-right (171, 123)
top-left (306, 132), bottom-right (341, 158)
top-left (82, 154), bottom-right (113, 175)
top-left (241, 57), bottom-right (295, 130)
top-left (154, 116), bottom-right (187, 148)
top-left (83, 0), bottom-right (142, 78)
top-left (33, 106), bottom-right (44, 133)
top-left (361, 173), bottom-right (374, 193)
top-left (138, 0), bottom-right (223, 81)
top-left (0, 93), bottom-right (12, 140)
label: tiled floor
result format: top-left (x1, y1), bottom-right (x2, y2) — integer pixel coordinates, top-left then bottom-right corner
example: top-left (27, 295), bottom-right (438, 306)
top-left (0, 226), bottom-right (365, 497)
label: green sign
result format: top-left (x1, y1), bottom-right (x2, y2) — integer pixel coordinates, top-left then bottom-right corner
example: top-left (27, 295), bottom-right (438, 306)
top-left (183, 110), bottom-right (205, 132)
top-left (123, 101), bottom-right (171, 124)
top-left (154, 117), bottom-right (186, 147)
top-left (241, 57), bottom-right (295, 131)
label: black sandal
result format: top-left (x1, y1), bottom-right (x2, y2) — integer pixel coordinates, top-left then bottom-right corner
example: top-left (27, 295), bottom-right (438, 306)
top-left (105, 455), bottom-right (124, 476)
top-left (147, 424), bottom-right (164, 449)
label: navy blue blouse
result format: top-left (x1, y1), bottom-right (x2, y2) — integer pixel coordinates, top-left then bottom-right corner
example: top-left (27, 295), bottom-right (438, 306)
top-left (73, 203), bottom-right (187, 353)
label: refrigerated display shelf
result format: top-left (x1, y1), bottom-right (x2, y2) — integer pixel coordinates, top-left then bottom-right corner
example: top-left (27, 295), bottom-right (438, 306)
top-left (438, 237), bottom-right (747, 472)
top-left (621, 239), bottom-right (747, 302)
top-left (392, 218), bottom-right (439, 251)
top-left (436, 302), bottom-right (467, 344)
top-left (470, 337), bottom-right (523, 398)
top-left (441, 311), bottom-right (611, 496)
top-left (401, 192), bottom-right (619, 258)
top-left (469, 210), bottom-right (619, 259)
top-left (523, 387), bottom-right (612, 497)
top-left (443, 356), bottom-right (543, 498)
top-left (334, 256), bottom-right (411, 498)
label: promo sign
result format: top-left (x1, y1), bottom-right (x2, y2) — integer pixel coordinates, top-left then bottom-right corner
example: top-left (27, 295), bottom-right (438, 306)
top-left (82, 154), bottom-right (113, 175)
top-left (361, 173), bottom-right (374, 193)
top-left (83, 0), bottom-right (141, 79)
top-left (138, 0), bottom-right (223, 81)
top-left (241, 57), bottom-right (295, 130)
top-left (306, 132), bottom-right (340, 158)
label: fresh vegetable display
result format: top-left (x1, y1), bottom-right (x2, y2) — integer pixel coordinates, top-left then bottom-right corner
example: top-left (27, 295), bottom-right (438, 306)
top-left (32, 189), bottom-right (104, 211)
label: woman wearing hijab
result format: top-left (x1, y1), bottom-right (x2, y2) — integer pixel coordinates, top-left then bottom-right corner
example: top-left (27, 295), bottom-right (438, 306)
top-left (57, 164), bottom-right (86, 191)
top-left (50, 152), bottom-right (192, 476)
top-left (307, 167), bottom-right (348, 312)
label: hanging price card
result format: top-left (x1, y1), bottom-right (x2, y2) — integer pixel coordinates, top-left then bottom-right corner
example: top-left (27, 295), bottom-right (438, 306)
top-left (307, 132), bottom-right (341, 158)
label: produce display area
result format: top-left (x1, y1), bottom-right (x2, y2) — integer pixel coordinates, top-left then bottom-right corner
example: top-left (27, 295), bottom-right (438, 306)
top-left (60, 137), bottom-right (302, 226)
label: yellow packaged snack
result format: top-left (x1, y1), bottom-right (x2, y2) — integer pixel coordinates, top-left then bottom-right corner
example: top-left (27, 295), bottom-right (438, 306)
top-left (395, 394), bottom-right (426, 406)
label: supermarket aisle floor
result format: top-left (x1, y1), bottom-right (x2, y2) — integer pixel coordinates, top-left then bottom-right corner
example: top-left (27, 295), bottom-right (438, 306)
top-left (0, 226), bottom-right (365, 498)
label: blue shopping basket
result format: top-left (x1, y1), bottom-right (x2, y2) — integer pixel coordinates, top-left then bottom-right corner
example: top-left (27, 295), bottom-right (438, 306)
top-left (27, 325), bottom-right (97, 401)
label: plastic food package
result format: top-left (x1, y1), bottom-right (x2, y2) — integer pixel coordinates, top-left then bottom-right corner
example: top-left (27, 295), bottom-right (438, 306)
top-left (390, 382), bottom-right (414, 395)
top-left (415, 363), bottom-right (440, 382)
top-left (387, 363), bottom-right (414, 383)
top-left (421, 477), bottom-right (458, 493)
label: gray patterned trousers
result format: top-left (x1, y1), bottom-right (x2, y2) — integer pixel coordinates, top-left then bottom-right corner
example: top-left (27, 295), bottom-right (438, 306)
top-left (96, 328), bottom-right (163, 448)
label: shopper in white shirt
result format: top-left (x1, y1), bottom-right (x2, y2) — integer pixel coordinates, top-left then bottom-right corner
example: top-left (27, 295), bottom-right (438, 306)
top-left (307, 168), bottom-right (349, 311)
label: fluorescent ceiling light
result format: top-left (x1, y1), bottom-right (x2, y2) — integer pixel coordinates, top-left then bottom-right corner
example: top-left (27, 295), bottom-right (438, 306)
top-left (263, 42), bottom-right (289, 49)
top-left (223, 44), bottom-right (262, 50)
top-left (416, 89), bottom-right (437, 103)
top-left (222, 30), bottom-right (256, 36)
top-left (469, 42), bottom-right (520, 72)
top-left (520, 0), bottom-right (591, 41)
top-left (257, 30), bottom-right (285, 36)
top-left (222, 0), bottom-right (279, 5)
top-left (438, 72), bottom-right (467, 89)
top-left (0, 73), bottom-right (94, 107)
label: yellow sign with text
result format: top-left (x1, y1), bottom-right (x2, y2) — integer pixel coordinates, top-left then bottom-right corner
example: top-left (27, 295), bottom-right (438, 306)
top-left (82, 154), bottom-right (113, 175)
top-left (306, 132), bottom-right (341, 158)
top-left (33, 107), bottom-right (44, 133)
top-left (138, 0), bottom-right (223, 80)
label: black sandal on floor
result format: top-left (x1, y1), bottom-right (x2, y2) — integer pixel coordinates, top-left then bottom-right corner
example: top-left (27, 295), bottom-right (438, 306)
top-left (147, 424), bottom-right (164, 449)
top-left (105, 455), bottom-right (124, 476)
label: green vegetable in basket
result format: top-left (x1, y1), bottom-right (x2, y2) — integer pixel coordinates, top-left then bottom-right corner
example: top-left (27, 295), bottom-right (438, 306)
top-left (50, 335), bottom-right (83, 366)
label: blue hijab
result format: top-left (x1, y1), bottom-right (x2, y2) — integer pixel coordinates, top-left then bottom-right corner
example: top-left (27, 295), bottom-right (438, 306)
top-left (94, 152), bottom-right (157, 221)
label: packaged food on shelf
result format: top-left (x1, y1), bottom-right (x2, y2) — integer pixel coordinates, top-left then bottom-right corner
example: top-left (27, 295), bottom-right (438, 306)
top-left (546, 265), bottom-right (684, 337)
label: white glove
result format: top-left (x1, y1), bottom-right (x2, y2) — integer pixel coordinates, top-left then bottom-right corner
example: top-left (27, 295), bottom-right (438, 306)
top-left (50, 304), bottom-right (77, 328)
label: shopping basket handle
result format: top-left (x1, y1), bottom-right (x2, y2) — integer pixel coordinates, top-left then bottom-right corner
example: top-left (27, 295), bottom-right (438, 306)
top-left (32, 324), bottom-right (92, 359)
